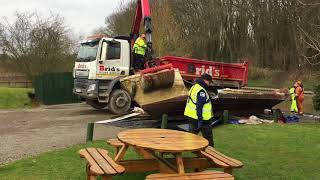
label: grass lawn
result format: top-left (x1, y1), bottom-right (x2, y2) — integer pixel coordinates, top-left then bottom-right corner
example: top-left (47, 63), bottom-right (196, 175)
top-left (0, 87), bottom-right (33, 109)
top-left (0, 124), bottom-right (319, 180)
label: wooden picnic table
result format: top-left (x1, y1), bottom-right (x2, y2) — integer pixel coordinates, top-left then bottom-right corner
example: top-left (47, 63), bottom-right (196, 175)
top-left (116, 128), bottom-right (209, 174)
top-left (79, 128), bottom-right (243, 179)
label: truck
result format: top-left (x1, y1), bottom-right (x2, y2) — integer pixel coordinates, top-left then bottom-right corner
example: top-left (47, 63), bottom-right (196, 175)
top-left (73, 0), bottom-right (285, 116)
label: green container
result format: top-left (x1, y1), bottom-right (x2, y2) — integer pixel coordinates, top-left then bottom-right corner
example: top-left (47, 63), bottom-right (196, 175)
top-left (34, 72), bottom-right (80, 105)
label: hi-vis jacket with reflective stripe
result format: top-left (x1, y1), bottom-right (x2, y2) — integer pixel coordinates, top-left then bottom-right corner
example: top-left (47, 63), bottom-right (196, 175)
top-left (133, 37), bottom-right (147, 56)
top-left (290, 87), bottom-right (298, 112)
top-left (184, 83), bottom-right (213, 120)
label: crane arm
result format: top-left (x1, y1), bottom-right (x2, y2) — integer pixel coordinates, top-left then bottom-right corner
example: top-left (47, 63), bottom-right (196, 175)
top-left (131, 0), bottom-right (153, 61)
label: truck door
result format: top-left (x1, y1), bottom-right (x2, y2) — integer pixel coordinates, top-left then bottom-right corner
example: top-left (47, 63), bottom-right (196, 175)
top-left (97, 40), bottom-right (129, 79)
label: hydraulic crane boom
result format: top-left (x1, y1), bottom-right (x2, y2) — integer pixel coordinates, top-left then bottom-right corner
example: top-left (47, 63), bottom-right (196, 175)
top-left (130, 0), bottom-right (153, 62)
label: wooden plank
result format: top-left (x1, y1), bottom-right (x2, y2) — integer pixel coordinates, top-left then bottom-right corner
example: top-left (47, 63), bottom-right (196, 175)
top-left (101, 176), bottom-right (112, 180)
top-left (117, 128), bottom-right (208, 153)
top-left (97, 148), bottom-right (125, 174)
top-left (205, 147), bottom-right (243, 167)
top-left (203, 151), bottom-right (238, 167)
top-left (133, 147), bottom-right (154, 159)
top-left (146, 171), bottom-right (234, 180)
top-left (78, 149), bottom-right (104, 175)
top-left (86, 163), bottom-right (95, 180)
top-left (146, 149), bottom-right (178, 173)
top-left (107, 139), bottom-right (124, 156)
top-left (119, 159), bottom-right (159, 172)
top-left (200, 151), bottom-right (229, 168)
top-left (86, 148), bottom-right (117, 175)
top-left (175, 153), bottom-right (185, 174)
top-left (107, 139), bottom-right (124, 147)
top-left (224, 168), bottom-right (233, 175)
top-left (117, 158), bottom-right (211, 173)
top-left (207, 147), bottom-right (243, 166)
top-left (114, 144), bottom-right (128, 162)
top-left (158, 160), bottom-right (177, 174)
top-left (88, 175), bottom-right (97, 180)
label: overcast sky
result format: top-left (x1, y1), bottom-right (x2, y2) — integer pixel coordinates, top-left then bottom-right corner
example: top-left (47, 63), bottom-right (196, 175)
top-left (0, 0), bottom-right (130, 36)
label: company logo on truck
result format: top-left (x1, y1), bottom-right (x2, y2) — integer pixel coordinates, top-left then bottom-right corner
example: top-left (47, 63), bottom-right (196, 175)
top-left (77, 64), bottom-right (87, 69)
top-left (194, 65), bottom-right (220, 77)
top-left (99, 66), bottom-right (120, 72)
top-left (97, 66), bottom-right (123, 77)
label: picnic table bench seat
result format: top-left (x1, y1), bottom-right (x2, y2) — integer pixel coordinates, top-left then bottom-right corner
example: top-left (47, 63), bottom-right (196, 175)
top-left (107, 138), bottom-right (125, 155)
top-left (146, 171), bottom-right (234, 180)
top-left (200, 146), bottom-right (243, 174)
top-left (79, 148), bottom-right (125, 180)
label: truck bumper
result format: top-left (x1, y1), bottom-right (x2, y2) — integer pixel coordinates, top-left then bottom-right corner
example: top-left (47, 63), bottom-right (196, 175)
top-left (73, 78), bottom-right (99, 99)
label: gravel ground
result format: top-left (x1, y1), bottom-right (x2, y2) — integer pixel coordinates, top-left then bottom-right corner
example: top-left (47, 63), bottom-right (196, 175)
top-left (0, 103), bottom-right (125, 166)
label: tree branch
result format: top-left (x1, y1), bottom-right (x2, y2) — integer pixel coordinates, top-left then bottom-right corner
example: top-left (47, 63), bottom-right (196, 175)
top-left (297, 0), bottom-right (320, 6)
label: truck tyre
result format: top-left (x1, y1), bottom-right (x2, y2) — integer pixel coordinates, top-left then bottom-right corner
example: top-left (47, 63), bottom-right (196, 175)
top-left (108, 89), bottom-right (131, 114)
top-left (86, 100), bottom-right (107, 110)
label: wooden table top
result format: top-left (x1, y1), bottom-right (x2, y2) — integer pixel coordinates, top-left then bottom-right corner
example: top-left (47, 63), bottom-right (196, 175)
top-left (117, 128), bottom-right (208, 152)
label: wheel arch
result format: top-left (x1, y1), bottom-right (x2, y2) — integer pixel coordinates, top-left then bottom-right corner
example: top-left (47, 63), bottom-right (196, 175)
top-left (104, 77), bottom-right (130, 103)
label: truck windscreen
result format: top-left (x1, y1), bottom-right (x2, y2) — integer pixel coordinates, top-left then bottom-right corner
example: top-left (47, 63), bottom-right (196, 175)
top-left (76, 41), bottom-right (99, 62)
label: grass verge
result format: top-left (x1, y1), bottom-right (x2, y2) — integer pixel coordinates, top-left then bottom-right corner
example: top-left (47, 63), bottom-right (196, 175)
top-left (0, 124), bottom-right (319, 180)
top-left (0, 87), bottom-right (34, 109)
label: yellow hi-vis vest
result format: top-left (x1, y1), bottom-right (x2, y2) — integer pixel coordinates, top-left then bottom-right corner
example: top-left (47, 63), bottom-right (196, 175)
top-left (184, 83), bottom-right (213, 120)
top-left (133, 37), bottom-right (147, 56)
top-left (290, 87), bottom-right (298, 112)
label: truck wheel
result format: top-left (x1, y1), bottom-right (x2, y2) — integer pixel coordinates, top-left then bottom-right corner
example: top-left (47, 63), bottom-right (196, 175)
top-left (86, 100), bottom-right (107, 110)
top-left (108, 89), bottom-right (131, 114)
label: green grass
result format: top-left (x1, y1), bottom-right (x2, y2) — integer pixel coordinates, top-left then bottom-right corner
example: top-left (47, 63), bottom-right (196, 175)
top-left (248, 78), bottom-right (273, 88)
top-left (1, 124), bottom-right (320, 180)
top-left (0, 87), bottom-right (33, 109)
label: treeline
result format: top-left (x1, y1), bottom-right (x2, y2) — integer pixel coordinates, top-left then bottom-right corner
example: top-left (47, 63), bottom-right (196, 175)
top-left (0, 12), bottom-right (76, 79)
top-left (105, 0), bottom-right (320, 71)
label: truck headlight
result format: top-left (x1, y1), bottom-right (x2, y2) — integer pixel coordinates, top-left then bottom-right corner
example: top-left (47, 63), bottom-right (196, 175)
top-left (87, 84), bottom-right (96, 92)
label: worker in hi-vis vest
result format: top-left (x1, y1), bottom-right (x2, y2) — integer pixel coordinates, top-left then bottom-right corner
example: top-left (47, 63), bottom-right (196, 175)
top-left (132, 34), bottom-right (147, 70)
top-left (289, 85), bottom-right (298, 113)
top-left (184, 73), bottom-right (214, 147)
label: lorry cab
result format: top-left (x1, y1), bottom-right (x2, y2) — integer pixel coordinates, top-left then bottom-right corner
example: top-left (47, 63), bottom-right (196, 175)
top-left (75, 36), bottom-right (131, 81)
top-left (73, 35), bottom-right (133, 114)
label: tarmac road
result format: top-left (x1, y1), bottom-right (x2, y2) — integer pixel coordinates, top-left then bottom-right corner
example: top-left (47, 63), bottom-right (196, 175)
top-left (0, 103), bottom-right (124, 165)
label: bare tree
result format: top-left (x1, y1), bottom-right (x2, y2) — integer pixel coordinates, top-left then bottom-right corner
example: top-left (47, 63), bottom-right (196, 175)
top-left (0, 11), bottom-right (75, 79)
top-left (92, 26), bottom-right (109, 36)
top-left (105, 1), bottom-right (135, 36)
top-left (297, 2), bottom-right (320, 67)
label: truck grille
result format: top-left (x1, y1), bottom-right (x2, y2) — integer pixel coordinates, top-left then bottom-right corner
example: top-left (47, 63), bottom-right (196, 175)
top-left (74, 78), bottom-right (88, 89)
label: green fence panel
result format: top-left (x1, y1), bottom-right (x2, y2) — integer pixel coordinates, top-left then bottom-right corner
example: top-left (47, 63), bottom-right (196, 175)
top-left (34, 72), bottom-right (80, 105)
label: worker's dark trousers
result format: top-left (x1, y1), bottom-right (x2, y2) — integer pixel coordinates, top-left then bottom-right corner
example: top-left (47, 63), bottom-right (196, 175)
top-left (133, 54), bottom-right (145, 70)
top-left (188, 118), bottom-right (214, 147)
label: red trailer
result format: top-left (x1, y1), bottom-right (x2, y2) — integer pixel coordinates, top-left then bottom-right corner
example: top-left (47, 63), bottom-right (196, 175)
top-left (158, 56), bottom-right (249, 89)
top-left (130, 55), bottom-right (287, 116)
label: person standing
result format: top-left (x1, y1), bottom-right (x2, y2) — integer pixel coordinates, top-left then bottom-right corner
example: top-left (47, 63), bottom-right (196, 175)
top-left (289, 84), bottom-right (298, 113)
top-left (184, 73), bottom-right (214, 147)
top-left (132, 34), bottom-right (147, 70)
top-left (295, 81), bottom-right (304, 115)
